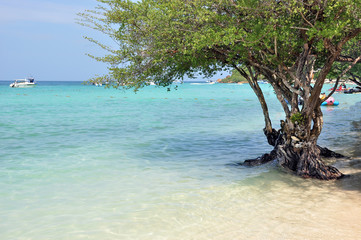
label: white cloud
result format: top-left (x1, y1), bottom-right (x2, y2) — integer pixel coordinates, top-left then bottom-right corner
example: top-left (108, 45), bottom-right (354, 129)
top-left (0, 0), bottom-right (91, 24)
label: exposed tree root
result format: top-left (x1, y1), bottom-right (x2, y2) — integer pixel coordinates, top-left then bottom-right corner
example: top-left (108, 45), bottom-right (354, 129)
top-left (242, 150), bottom-right (277, 166)
top-left (318, 146), bottom-right (346, 158)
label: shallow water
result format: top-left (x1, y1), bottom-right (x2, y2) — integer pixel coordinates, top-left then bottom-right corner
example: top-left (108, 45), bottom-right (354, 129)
top-left (0, 81), bottom-right (360, 239)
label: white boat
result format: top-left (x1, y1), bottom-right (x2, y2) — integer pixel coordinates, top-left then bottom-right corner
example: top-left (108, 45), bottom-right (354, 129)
top-left (257, 80), bottom-right (268, 84)
top-left (206, 80), bottom-right (216, 84)
top-left (10, 77), bottom-right (36, 88)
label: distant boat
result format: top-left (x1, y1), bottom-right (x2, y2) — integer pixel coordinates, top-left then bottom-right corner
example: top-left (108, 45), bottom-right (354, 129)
top-left (257, 80), bottom-right (268, 84)
top-left (190, 82), bottom-right (215, 85)
top-left (91, 82), bottom-right (103, 86)
top-left (10, 77), bottom-right (36, 88)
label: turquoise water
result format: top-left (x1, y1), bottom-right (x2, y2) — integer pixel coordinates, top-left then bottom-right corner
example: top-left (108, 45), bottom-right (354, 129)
top-left (1, 81), bottom-right (361, 239)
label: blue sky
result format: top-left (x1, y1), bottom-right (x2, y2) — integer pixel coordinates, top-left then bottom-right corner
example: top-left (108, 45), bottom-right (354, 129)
top-left (0, 0), bottom-right (228, 82)
top-left (0, 0), bottom-right (109, 81)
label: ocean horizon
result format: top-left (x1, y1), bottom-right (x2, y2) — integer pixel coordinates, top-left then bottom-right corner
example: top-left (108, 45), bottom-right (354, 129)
top-left (1, 81), bottom-right (361, 239)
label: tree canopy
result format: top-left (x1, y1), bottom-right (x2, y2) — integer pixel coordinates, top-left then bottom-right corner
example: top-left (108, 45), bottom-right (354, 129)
top-left (80, 0), bottom-right (361, 88)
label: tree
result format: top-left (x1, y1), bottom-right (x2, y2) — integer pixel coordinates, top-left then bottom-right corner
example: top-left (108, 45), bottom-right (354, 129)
top-left (80, 0), bottom-right (361, 180)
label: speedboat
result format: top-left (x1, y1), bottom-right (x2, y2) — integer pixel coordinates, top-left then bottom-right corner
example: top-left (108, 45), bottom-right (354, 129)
top-left (257, 80), bottom-right (268, 84)
top-left (10, 77), bottom-right (36, 88)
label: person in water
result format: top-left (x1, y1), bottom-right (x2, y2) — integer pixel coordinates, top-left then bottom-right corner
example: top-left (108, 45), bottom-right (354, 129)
top-left (320, 92), bottom-right (326, 100)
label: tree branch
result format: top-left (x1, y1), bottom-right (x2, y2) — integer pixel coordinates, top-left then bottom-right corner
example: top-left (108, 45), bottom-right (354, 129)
top-left (336, 55), bottom-right (361, 63)
top-left (233, 64), bottom-right (274, 133)
top-left (250, 60), bottom-right (303, 96)
top-left (307, 29), bottom-right (361, 114)
top-left (324, 54), bottom-right (361, 101)
top-left (349, 73), bottom-right (361, 86)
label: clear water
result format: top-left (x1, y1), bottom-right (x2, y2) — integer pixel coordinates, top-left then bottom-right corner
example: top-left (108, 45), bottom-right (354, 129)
top-left (1, 81), bottom-right (361, 239)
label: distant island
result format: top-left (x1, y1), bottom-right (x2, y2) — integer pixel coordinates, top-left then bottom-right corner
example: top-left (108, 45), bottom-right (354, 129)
top-left (216, 69), bottom-right (249, 84)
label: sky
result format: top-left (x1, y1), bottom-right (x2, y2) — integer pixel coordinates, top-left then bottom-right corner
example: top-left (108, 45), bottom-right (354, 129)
top-left (0, 0), bottom-right (228, 82)
top-left (0, 0), bottom-right (110, 81)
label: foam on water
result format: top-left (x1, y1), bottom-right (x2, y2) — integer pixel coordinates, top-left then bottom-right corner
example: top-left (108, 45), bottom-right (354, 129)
top-left (0, 81), bottom-right (361, 239)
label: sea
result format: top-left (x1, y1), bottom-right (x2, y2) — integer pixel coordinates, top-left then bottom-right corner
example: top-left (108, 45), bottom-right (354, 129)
top-left (1, 80), bottom-right (361, 240)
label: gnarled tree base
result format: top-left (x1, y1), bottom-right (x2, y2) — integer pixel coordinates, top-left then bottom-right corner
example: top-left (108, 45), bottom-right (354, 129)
top-left (277, 144), bottom-right (344, 180)
top-left (242, 145), bottom-right (345, 180)
top-left (241, 127), bottom-right (347, 180)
